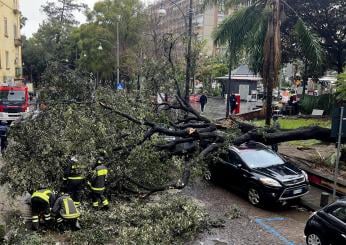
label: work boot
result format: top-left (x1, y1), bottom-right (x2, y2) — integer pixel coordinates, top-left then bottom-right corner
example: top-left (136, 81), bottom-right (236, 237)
top-left (74, 220), bottom-right (81, 230)
top-left (31, 222), bottom-right (39, 231)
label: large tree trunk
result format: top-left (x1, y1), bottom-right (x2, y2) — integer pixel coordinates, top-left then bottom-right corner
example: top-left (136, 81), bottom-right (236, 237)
top-left (233, 126), bottom-right (333, 145)
top-left (263, 0), bottom-right (282, 126)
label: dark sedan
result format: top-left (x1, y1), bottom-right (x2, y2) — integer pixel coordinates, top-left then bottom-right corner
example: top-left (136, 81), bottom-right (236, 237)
top-left (305, 197), bottom-right (346, 245)
top-left (209, 141), bottom-right (309, 207)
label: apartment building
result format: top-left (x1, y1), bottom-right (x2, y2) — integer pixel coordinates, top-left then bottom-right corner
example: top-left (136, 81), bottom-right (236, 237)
top-left (149, 0), bottom-right (254, 56)
top-left (149, 0), bottom-right (224, 56)
top-left (0, 0), bottom-right (22, 83)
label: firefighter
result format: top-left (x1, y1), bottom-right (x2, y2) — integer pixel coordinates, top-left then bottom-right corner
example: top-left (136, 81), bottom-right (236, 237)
top-left (63, 156), bottom-right (85, 207)
top-left (88, 156), bottom-right (109, 209)
top-left (30, 187), bottom-right (56, 230)
top-left (52, 193), bottom-right (81, 231)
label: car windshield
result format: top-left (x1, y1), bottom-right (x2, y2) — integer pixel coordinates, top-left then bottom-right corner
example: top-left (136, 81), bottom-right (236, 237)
top-left (238, 149), bottom-right (285, 168)
top-left (0, 90), bottom-right (25, 103)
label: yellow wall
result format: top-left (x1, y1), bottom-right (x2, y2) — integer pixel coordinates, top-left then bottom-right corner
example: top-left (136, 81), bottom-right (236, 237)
top-left (0, 0), bottom-right (22, 83)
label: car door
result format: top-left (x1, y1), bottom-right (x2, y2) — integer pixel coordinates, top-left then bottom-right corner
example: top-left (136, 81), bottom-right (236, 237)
top-left (219, 151), bottom-right (245, 189)
top-left (326, 205), bottom-right (346, 244)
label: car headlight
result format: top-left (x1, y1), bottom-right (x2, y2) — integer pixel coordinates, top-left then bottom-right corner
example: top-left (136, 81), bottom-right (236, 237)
top-left (302, 170), bottom-right (309, 181)
top-left (259, 177), bottom-right (282, 187)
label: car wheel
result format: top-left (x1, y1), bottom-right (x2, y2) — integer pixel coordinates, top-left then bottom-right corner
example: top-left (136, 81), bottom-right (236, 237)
top-left (306, 233), bottom-right (325, 245)
top-left (248, 187), bottom-right (263, 206)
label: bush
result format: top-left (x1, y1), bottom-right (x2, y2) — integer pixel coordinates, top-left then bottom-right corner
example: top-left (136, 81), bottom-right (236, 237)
top-left (299, 94), bottom-right (336, 115)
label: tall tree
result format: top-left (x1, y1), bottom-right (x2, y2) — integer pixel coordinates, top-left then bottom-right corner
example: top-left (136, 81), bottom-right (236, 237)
top-left (285, 0), bottom-right (345, 74)
top-left (77, 0), bottom-right (145, 85)
top-left (42, 0), bottom-right (87, 25)
top-left (207, 0), bottom-right (324, 125)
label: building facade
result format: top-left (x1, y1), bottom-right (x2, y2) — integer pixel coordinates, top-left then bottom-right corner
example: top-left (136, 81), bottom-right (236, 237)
top-left (149, 0), bottom-right (225, 56)
top-left (0, 0), bottom-right (22, 83)
top-left (149, 0), bottom-right (253, 56)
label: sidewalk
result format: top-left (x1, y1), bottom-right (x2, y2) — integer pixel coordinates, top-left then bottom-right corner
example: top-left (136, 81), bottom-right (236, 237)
top-left (191, 97), bottom-right (262, 120)
top-left (300, 185), bottom-right (335, 211)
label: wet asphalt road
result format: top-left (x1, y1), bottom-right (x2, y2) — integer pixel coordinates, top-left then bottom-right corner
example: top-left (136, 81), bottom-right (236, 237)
top-left (185, 180), bottom-right (311, 245)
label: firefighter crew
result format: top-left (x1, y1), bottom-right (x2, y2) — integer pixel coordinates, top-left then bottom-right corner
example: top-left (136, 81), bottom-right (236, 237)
top-left (52, 193), bottom-right (81, 231)
top-left (88, 156), bottom-right (109, 209)
top-left (63, 156), bottom-right (85, 207)
top-left (30, 187), bottom-right (56, 230)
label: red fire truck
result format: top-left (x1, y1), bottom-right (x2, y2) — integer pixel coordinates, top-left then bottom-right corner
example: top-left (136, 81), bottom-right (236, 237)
top-left (0, 82), bottom-right (29, 122)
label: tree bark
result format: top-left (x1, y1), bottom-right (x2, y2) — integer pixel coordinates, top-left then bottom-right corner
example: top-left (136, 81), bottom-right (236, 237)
top-left (233, 126), bottom-right (332, 145)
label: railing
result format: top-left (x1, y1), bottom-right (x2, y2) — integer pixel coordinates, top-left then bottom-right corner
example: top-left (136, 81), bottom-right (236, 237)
top-left (14, 37), bottom-right (22, 47)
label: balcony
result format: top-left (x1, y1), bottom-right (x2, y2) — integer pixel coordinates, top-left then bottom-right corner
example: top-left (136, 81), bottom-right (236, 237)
top-left (13, 8), bottom-right (20, 14)
top-left (15, 67), bottom-right (22, 77)
top-left (14, 37), bottom-right (22, 47)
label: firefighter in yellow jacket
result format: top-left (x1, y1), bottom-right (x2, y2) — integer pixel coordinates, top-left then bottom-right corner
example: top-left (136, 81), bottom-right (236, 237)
top-left (88, 156), bottom-right (109, 209)
top-left (63, 156), bottom-right (85, 207)
top-left (31, 188), bottom-right (56, 230)
top-left (52, 193), bottom-right (81, 231)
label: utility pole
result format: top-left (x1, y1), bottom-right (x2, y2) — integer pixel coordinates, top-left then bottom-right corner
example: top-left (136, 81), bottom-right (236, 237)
top-left (333, 106), bottom-right (344, 200)
top-left (185, 0), bottom-right (193, 103)
top-left (226, 40), bottom-right (232, 118)
top-left (116, 19), bottom-right (120, 87)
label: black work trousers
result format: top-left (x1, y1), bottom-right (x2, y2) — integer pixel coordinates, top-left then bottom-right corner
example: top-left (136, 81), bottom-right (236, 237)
top-left (65, 179), bottom-right (84, 206)
top-left (31, 197), bottom-right (51, 230)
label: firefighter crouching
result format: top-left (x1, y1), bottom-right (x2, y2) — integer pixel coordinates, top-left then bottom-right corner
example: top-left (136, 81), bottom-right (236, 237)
top-left (30, 187), bottom-right (56, 230)
top-left (63, 156), bottom-right (85, 207)
top-left (52, 193), bottom-right (81, 231)
top-left (88, 156), bottom-right (109, 209)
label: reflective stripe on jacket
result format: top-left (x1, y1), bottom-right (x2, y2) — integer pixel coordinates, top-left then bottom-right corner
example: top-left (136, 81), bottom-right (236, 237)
top-left (53, 194), bottom-right (80, 219)
top-left (31, 189), bottom-right (52, 203)
top-left (90, 165), bottom-right (108, 191)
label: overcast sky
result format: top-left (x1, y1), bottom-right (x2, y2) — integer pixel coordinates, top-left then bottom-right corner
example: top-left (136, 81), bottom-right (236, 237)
top-left (20, 0), bottom-right (100, 37)
top-left (20, 0), bottom-right (155, 37)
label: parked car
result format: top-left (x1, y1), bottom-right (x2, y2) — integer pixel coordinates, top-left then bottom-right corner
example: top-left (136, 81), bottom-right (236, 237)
top-left (209, 141), bottom-right (309, 207)
top-left (305, 197), bottom-right (346, 245)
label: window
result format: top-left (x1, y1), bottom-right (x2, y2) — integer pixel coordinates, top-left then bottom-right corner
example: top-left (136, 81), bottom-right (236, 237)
top-left (15, 48), bottom-right (19, 65)
top-left (331, 207), bottom-right (346, 223)
top-left (239, 149), bottom-right (285, 168)
top-left (5, 51), bottom-right (9, 69)
top-left (14, 24), bottom-right (17, 39)
top-left (4, 17), bottom-right (8, 37)
top-left (228, 151), bottom-right (242, 166)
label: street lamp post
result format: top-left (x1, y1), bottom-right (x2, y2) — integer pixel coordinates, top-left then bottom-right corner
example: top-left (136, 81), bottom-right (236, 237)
top-left (159, 0), bottom-right (193, 103)
top-left (116, 15), bottom-right (120, 88)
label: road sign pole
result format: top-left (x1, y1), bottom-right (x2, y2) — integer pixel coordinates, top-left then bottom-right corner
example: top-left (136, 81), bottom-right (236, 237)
top-left (333, 106), bottom-right (344, 200)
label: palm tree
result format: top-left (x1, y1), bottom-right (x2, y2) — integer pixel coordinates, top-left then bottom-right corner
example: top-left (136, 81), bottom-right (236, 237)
top-left (205, 0), bottom-right (324, 125)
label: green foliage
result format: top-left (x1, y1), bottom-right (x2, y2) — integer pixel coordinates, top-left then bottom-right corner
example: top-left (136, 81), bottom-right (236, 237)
top-left (225, 204), bottom-right (242, 219)
top-left (69, 195), bottom-right (209, 244)
top-left (253, 118), bottom-right (331, 129)
top-left (3, 211), bottom-right (48, 245)
top-left (4, 196), bottom-right (209, 244)
top-left (299, 94), bottom-right (336, 115)
top-left (336, 72), bottom-right (346, 102)
top-left (293, 19), bottom-right (325, 71)
top-left (40, 62), bottom-right (94, 101)
top-left (0, 85), bottom-right (186, 195)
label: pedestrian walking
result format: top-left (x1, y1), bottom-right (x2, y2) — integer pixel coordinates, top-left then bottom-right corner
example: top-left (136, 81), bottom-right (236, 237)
top-left (199, 93), bottom-right (208, 112)
top-left (0, 121), bottom-right (9, 153)
top-left (52, 193), bottom-right (81, 231)
top-left (271, 116), bottom-right (280, 152)
top-left (63, 156), bottom-right (85, 207)
top-left (229, 94), bottom-right (237, 114)
top-left (30, 187), bottom-right (56, 230)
